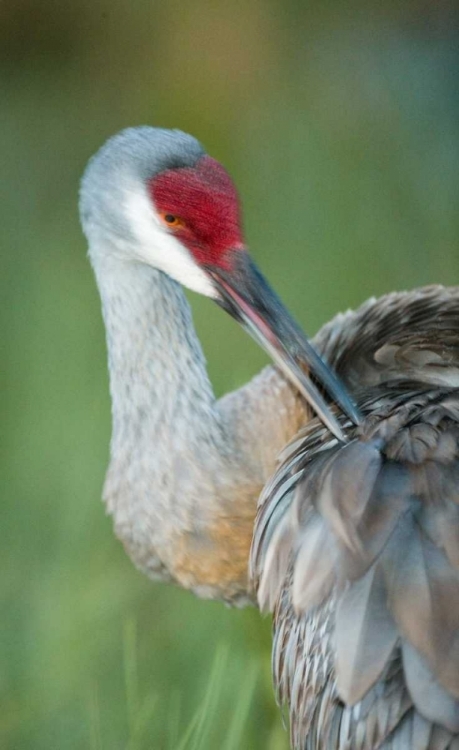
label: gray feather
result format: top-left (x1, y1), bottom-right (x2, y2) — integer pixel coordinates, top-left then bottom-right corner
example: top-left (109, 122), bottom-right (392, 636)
top-left (291, 514), bottom-right (337, 611)
top-left (342, 462), bottom-right (412, 581)
top-left (335, 565), bottom-right (398, 705)
top-left (403, 643), bottom-right (459, 733)
top-left (315, 440), bottom-right (382, 554)
top-left (252, 286), bottom-right (459, 747)
top-left (257, 506), bottom-right (295, 612)
top-left (383, 515), bottom-right (459, 698)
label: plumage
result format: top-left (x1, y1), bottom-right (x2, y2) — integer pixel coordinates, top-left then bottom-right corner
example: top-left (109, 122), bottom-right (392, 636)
top-left (81, 128), bottom-right (459, 749)
top-left (252, 285), bottom-right (459, 748)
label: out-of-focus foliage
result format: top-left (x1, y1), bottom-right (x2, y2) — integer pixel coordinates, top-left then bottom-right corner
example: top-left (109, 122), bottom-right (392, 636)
top-left (1, 1), bottom-right (459, 748)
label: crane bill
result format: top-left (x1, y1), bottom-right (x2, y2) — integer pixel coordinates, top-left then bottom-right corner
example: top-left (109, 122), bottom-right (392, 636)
top-left (207, 254), bottom-right (361, 441)
top-left (238, 309), bottom-right (347, 441)
top-left (216, 279), bottom-right (346, 441)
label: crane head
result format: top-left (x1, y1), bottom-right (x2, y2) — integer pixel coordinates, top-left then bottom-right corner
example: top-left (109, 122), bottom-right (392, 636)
top-left (80, 127), bottom-right (360, 439)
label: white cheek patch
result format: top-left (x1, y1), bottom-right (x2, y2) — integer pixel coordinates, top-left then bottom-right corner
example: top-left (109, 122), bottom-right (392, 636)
top-left (123, 183), bottom-right (217, 298)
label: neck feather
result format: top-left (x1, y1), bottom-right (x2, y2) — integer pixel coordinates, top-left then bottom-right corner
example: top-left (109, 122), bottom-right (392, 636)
top-left (95, 256), bottom-right (218, 455)
top-left (91, 253), bottom-right (257, 603)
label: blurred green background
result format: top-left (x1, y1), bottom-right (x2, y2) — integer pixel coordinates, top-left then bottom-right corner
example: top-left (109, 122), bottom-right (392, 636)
top-left (2, 1), bottom-right (459, 748)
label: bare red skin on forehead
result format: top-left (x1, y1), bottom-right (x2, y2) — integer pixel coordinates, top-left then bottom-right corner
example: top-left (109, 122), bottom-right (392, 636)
top-left (149, 155), bottom-right (245, 269)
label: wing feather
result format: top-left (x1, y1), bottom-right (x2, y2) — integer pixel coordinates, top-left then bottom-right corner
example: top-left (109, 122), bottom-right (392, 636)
top-left (334, 565), bottom-right (398, 705)
top-left (402, 643), bottom-right (459, 733)
top-left (252, 287), bottom-right (459, 746)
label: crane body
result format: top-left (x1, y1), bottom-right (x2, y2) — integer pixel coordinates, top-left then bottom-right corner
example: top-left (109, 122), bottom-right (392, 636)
top-left (253, 286), bottom-right (459, 748)
top-left (80, 127), bottom-right (459, 748)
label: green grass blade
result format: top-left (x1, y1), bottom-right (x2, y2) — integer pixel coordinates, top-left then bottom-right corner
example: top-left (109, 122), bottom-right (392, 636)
top-left (188, 644), bottom-right (229, 750)
top-left (222, 660), bottom-right (259, 750)
top-left (123, 617), bottom-right (139, 739)
top-left (125, 692), bottom-right (158, 750)
top-left (175, 644), bottom-right (229, 750)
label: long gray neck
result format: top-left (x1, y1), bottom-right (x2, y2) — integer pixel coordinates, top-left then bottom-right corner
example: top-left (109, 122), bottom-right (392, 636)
top-left (91, 254), bottom-right (255, 599)
top-left (96, 256), bottom-right (221, 461)
top-left (90, 252), bottom-right (306, 604)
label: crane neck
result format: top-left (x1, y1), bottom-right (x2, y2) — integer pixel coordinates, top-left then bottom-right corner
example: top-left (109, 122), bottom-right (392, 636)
top-left (91, 252), bottom-right (259, 603)
top-left (94, 255), bottom-right (219, 451)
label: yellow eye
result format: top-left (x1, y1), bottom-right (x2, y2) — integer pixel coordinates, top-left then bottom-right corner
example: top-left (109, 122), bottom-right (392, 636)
top-left (160, 213), bottom-right (183, 229)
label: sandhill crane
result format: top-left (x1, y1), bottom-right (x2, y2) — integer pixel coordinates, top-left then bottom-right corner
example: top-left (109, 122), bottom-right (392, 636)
top-left (80, 127), bottom-right (459, 748)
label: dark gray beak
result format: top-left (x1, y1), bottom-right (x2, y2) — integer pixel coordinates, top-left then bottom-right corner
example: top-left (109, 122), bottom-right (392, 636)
top-left (207, 253), bottom-right (361, 442)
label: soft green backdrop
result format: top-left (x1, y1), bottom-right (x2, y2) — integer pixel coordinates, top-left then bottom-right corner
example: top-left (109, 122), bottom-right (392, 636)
top-left (2, 2), bottom-right (459, 748)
